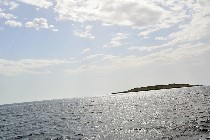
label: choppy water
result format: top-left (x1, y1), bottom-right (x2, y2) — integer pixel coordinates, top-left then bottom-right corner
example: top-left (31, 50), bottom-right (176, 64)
top-left (0, 86), bottom-right (210, 140)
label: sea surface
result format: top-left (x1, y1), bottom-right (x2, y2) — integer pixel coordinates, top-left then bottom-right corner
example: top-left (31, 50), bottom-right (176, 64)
top-left (0, 86), bottom-right (210, 140)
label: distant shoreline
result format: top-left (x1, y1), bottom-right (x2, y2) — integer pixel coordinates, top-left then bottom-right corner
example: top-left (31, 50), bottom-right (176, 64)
top-left (111, 84), bottom-right (202, 94)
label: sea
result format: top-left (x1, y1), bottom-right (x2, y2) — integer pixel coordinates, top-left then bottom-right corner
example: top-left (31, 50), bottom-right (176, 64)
top-left (0, 86), bottom-right (210, 140)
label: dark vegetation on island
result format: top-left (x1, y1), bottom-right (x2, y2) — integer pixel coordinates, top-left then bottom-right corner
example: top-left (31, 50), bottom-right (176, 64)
top-left (112, 84), bottom-right (202, 94)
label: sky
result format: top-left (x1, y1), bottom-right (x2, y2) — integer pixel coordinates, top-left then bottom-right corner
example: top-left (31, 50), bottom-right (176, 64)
top-left (0, 0), bottom-right (210, 105)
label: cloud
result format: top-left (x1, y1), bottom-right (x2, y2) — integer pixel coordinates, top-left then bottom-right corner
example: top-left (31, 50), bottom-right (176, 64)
top-left (128, 45), bottom-right (163, 52)
top-left (54, 0), bottom-right (199, 37)
top-left (9, 2), bottom-right (19, 10)
top-left (155, 36), bottom-right (168, 41)
top-left (54, 0), bottom-right (167, 28)
top-left (103, 33), bottom-right (128, 48)
top-left (25, 18), bottom-right (58, 31)
top-left (80, 48), bottom-right (90, 54)
top-left (18, 0), bottom-right (53, 9)
top-left (49, 25), bottom-right (59, 32)
top-left (5, 20), bottom-right (22, 27)
top-left (167, 1), bottom-right (210, 45)
top-left (0, 8), bottom-right (16, 19)
top-left (25, 18), bottom-right (48, 29)
top-left (64, 54), bottom-right (158, 75)
top-left (1, 0), bottom-right (19, 10)
top-left (141, 0), bottom-right (210, 50)
top-left (73, 25), bottom-right (94, 39)
top-left (0, 59), bottom-right (70, 76)
top-left (130, 1), bottom-right (210, 53)
top-left (135, 1), bottom-right (206, 38)
top-left (65, 42), bottom-right (210, 75)
top-left (85, 54), bottom-right (105, 60)
top-left (138, 28), bottom-right (160, 37)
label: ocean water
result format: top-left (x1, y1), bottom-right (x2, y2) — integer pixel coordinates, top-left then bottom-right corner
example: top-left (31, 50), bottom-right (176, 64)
top-left (0, 86), bottom-right (210, 140)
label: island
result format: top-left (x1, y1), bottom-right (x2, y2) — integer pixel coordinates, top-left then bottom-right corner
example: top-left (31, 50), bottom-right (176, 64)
top-left (111, 84), bottom-right (202, 94)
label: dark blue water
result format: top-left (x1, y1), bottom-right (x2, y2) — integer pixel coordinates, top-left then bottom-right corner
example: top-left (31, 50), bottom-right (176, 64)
top-left (0, 86), bottom-right (210, 140)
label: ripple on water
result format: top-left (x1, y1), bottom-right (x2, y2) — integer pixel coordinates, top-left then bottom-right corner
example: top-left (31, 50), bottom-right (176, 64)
top-left (0, 86), bottom-right (210, 139)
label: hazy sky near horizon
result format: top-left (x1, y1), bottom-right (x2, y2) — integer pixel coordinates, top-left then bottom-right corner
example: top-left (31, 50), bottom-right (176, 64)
top-left (0, 0), bottom-right (210, 105)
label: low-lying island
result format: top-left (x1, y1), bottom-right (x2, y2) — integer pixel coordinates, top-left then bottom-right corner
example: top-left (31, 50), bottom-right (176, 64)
top-left (112, 84), bottom-right (202, 94)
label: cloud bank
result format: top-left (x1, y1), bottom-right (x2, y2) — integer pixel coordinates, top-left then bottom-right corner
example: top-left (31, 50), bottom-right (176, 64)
top-left (54, 0), bottom-right (167, 28)
top-left (0, 59), bottom-right (70, 76)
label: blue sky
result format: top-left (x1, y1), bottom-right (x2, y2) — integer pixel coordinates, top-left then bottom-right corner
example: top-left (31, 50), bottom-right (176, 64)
top-left (0, 0), bottom-right (210, 105)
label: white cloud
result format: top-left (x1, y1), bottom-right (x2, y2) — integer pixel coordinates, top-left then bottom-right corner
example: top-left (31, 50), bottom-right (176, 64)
top-left (138, 28), bottom-right (160, 37)
top-left (25, 18), bottom-right (58, 31)
top-left (65, 42), bottom-right (210, 75)
top-left (54, 0), bottom-right (167, 28)
top-left (52, 28), bottom-right (58, 32)
top-left (80, 48), bottom-right (90, 54)
top-left (49, 25), bottom-right (59, 32)
top-left (85, 54), bottom-right (105, 60)
top-left (128, 46), bottom-right (162, 52)
top-left (18, 0), bottom-right (53, 9)
top-left (0, 59), bottom-right (70, 76)
top-left (167, 1), bottom-right (210, 45)
top-left (155, 36), bottom-right (168, 41)
top-left (1, 0), bottom-right (19, 10)
top-left (5, 20), bottom-right (22, 27)
top-left (166, 42), bottom-right (210, 60)
top-left (9, 2), bottom-right (19, 10)
top-left (103, 33), bottom-right (128, 48)
top-left (54, 0), bottom-right (202, 37)
top-left (133, 1), bottom-right (210, 52)
top-left (25, 18), bottom-right (48, 29)
top-left (150, 0), bottom-right (210, 48)
top-left (73, 25), bottom-right (94, 39)
top-left (0, 8), bottom-right (16, 19)
top-left (136, 1), bottom-right (209, 38)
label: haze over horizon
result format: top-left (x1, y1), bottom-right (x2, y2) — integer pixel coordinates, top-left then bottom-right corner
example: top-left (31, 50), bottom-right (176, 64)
top-left (0, 0), bottom-right (210, 105)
